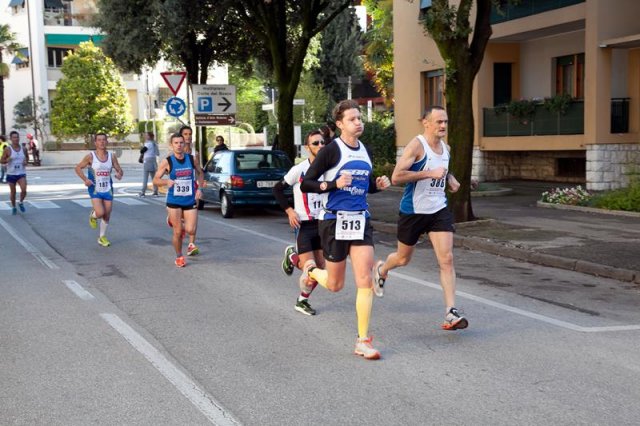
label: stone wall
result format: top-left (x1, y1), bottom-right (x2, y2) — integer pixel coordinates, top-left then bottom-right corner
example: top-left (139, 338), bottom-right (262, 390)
top-left (472, 149), bottom-right (585, 183)
top-left (586, 143), bottom-right (640, 191)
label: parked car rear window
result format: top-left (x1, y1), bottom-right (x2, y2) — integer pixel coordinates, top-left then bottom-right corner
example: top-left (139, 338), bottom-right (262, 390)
top-left (235, 152), bottom-right (291, 170)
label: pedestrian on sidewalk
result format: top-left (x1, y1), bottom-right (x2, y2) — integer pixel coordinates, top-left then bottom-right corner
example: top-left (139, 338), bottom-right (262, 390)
top-left (139, 131), bottom-right (159, 197)
top-left (301, 100), bottom-right (391, 360)
top-left (372, 106), bottom-right (469, 331)
top-left (213, 135), bottom-right (228, 153)
top-left (0, 131), bottom-right (28, 214)
top-left (274, 129), bottom-right (327, 316)
top-left (74, 133), bottom-right (124, 247)
top-left (0, 135), bottom-right (8, 183)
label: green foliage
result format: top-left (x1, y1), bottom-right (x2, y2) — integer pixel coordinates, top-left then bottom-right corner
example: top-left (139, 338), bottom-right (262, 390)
top-left (591, 181), bottom-right (640, 212)
top-left (313, 6), bottom-right (363, 106)
top-left (543, 93), bottom-right (573, 115)
top-left (228, 65), bottom-right (269, 130)
top-left (137, 120), bottom-right (164, 136)
top-left (13, 96), bottom-right (50, 139)
top-left (495, 98), bottom-right (538, 122)
top-left (0, 24), bottom-right (21, 134)
top-left (293, 73), bottom-right (331, 124)
top-left (362, 0), bottom-right (393, 104)
top-left (50, 41), bottom-right (133, 142)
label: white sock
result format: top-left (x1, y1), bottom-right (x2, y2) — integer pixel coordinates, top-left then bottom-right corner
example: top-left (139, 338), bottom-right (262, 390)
top-left (100, 220), bottom-right (108, 237)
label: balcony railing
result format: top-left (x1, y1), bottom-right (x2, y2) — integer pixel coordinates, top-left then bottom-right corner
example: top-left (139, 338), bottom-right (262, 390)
top-left (490, 0), bottom-right (585, 24)
top-left (483, 101), bottom-right (584, 137)
top-left (44, 9), bottom-right (95, 26)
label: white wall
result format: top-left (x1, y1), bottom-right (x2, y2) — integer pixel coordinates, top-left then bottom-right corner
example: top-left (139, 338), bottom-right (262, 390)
top-left (519, 30), bottom-right (585, 99)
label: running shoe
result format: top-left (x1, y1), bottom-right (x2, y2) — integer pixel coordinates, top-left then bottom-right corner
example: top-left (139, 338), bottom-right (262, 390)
top-left (294, 299), bottom-right (316, 316)
top-left (12, 207), bottom-right (17, 215)
top-left (441, 307), bottom-right (469, 330)
top-left (187, 243), bottom-right (200, 256)
top-left (138, 193), bottom-right (146, 197)
top-left (282, 245), bottom-right (297, 276)
top-left (18, 202), bottom-right (25, 213)
top-left (372, 260), bottom-right (386, 298)
top-left (89, 210), bottom-right (97, 229)
top-left (354, 337), bottom-right (381, 360)
top-left (175, 256), bottom-right (186, 268)
top-left (97, 236), bottom-right (111, 247)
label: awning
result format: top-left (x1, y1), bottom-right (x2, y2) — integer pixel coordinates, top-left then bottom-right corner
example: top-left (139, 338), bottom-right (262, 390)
top-left (11, 47), bottom-right (29, 64)
top-left (45, 34), bottom-right (104, 46)
top-left (8, 0), bottom-right (24, 7)
top-left (44, 0), bottom-right (64, 9)
top-left (420, 0), bottom-right (432, 9)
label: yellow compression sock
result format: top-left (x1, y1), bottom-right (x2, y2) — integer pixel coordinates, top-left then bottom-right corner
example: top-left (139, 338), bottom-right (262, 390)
top-left (308, 267), bottom-right (329, 289)
top-left (356, 287), bottom-right (373, 338)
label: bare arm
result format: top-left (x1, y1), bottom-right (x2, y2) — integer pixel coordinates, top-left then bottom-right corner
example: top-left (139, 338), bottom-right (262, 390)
top-left (153, 158), bottom-right (173, 188)
top-left (193, 157), bottom-right (205, 199)
top-left (391, 138), bottom-right (447, 185)
top-left (112, 154), bottom-right (124, 180)
top-left (74, 154), bottom-right (94, 187)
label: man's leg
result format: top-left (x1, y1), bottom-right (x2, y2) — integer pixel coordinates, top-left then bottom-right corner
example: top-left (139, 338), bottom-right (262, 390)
top-left (428, 231), bottom-right (455, 308)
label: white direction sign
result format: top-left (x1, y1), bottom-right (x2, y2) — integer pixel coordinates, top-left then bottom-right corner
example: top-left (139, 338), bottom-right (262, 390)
top-left (192, 84), bottom-right (237, 115)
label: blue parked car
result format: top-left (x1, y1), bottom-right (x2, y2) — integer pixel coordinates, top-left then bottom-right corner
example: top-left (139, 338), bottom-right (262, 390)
top-left (200, 149), bottom-right (293, 218)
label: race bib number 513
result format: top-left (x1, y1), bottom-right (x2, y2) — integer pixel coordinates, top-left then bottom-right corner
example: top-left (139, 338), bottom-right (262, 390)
top-left (335, 211), bottom-right (365, 241)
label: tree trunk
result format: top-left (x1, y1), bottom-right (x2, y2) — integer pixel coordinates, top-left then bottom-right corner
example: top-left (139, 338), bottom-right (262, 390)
top-left (276, 86), bottom-right (296, 159)
top-left (0, 77), bottom-right (5, 135)
top-left (446, 72), bottom-right (476, 223)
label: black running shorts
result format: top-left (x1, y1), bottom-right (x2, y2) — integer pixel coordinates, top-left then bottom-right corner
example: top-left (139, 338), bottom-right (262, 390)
top-left (296, 220), bottom-right (322, 254)
top-left (397, 207), bottom-right (455, 246)
top-left (319, 218), bottom-right (374, 263)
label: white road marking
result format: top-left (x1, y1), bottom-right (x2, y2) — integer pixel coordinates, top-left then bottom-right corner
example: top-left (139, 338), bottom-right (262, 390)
top-left (63, 280), bottom-right (95, 300)
top-left (115, 197), bottom-right (147, 205)
top-left (100, 313), bottom-right (240, 426)
top-left (0, 217), bottom-right (59, 269)
top-left (201, 215), bottom-right (640, 334)
top-left (27, 200), bottom-right (60, 209)
top-left (71, 199), bottom-right (94, 208)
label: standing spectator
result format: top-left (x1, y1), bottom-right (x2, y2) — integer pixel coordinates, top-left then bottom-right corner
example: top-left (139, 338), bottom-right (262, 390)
top-left (0, 135), bottom-right (8, 183)
top-left (27, 134), bottom-right (40, 166)
top-left (213, 135), bottom-right (229, 153)
top-left (139, 132), bottom-right (159, 197)
top-left (320, 121), bottom-right (336, 144)
top-left (0, 131), bottom-right (28, 214)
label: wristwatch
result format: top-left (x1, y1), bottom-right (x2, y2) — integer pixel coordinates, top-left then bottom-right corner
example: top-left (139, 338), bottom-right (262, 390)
top-left (320, 182), bottom-right (328, 191)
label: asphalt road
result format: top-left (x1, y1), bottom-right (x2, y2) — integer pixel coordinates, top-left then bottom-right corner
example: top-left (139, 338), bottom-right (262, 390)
top-left (1, 167), bottom-right (640, 425)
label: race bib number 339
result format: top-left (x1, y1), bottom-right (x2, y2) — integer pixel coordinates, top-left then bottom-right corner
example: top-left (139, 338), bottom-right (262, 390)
top-left (174, 178), bottom-right (193, 196)
top-left (335, 211), bottom-right (365, 241)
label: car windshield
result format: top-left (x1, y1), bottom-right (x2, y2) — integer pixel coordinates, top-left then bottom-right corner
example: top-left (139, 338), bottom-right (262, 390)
top-left (235, 152), bottom-right (291, 171)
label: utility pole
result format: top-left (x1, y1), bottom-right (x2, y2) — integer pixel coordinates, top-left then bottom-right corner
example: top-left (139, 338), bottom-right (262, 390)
top-left (26, 0), bottom-right (39, 144)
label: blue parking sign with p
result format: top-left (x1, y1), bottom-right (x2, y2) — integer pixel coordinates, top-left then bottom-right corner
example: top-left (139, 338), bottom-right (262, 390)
top-left (198, 96), bottom-right (213, 112)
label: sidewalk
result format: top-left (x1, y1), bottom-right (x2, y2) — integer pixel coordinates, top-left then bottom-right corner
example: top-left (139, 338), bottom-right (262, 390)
top-left (368, 181), bottom-right (640, 284)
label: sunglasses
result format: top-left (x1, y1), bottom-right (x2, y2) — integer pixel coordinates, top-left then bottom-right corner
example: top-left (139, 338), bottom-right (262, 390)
top-left (309, 140), bottom-right (326, 146)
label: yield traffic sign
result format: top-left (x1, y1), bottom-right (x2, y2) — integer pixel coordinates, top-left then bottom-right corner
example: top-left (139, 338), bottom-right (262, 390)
top-left (160, 71), bottom-right (187, 96)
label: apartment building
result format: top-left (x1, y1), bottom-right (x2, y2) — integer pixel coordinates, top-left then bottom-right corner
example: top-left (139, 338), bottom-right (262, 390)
top-left (394, 0), bottom-right (640, 190)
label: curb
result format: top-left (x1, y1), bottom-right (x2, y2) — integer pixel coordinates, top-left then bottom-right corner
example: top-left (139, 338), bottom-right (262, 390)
top-left (537, 201), bottom-right (640, 218)
top-left (370, 220), bottom-right (640, 284)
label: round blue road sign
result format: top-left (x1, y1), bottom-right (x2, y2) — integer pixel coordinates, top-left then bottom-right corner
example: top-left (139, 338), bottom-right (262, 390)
top-left (166, 97), bottom-right (187, 117)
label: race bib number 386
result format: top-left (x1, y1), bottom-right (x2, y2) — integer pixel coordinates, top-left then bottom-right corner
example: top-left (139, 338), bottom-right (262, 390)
top-left (335, 211), bottom-right (366, 241)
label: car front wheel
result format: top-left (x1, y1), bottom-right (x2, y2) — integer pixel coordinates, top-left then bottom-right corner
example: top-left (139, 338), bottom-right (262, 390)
top-left (220, 192), bottom-right (234, 218)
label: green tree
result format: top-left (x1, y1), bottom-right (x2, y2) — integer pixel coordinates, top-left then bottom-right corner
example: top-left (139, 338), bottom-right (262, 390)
top-left (229, 64), bottom-right (269, 130)
top-left (231, 1), bottom-right (352, 160)
top-left (13, 96), bottom-right (50, 143)
top-left (50, 41), bottom-right (133, 143)
top-left (293, 73), bottom-right (331, 124)
top-left (0, 24), bottom-right (21, 135)
top-left (313, 7), bottom-right (363, 105)
top-left (362, 0), bottom-right (394, 105)
top-left (95, 0), bottom-right (251, 162)
top-left (420, 0), bottom-right (495, 222)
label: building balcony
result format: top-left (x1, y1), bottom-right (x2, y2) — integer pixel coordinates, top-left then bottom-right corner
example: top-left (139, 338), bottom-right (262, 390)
top-left (490, 0), bottom-right (585, 24)
top-left (483, 100), bottom-right (584, 137)
top-left (44, 9), bottom-right (96, 27)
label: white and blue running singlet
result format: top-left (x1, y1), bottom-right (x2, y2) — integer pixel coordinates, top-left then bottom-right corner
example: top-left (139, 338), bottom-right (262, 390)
top-left (283, 159), bottom-right (323, 221)
top-left (318, 138), bottom-right (372, 220)
top-left (166, 154), bottom-right (196, 206)
top-left (399, 135), bottom-right (450, 215)
top-left (87, 151), bottom-right (114, 200)
top-left (6, 145), bottom-right (26, 177)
